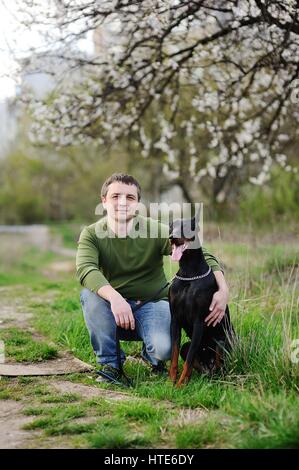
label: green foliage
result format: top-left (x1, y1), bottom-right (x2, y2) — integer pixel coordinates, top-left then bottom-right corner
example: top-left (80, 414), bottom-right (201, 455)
top-left (238, 169), bottom-right (299, 226)
top-left (0, 145), bottom-right (129, 224)
top-left (49, 222), bottom-right (83, 249)
top-left (0, 130), bottom-right (298, 225)
top-left (265, 252), bottom-right (299, 274)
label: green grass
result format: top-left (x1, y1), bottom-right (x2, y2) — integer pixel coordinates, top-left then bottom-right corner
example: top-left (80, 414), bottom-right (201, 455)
top-left (175, 418), bottom-right (221, 448)
top-left (84, 416), bottom-right (153, 449)
top-left (39, 393), bottom-right (81, 403)
top-left (0, 243), bottom-right (60, 286)
top-left (0, 328), bottom-right (58, 362)
top-left (0, 379), bottom-right (54, 401)
top-left (0, 223), bottom-right (298, 449)
top-left (23, 405), bottom-right (87, 430)
top-left (21, 398), bottom-right (164, 447)
top-left (45, 423), bottom-right (95, 436)
top-left (49, 222), bottom-right (82, 250)
top-left (115, 400), bottom-right (167, 422)
top-left (174, 389), bottom-right (299, 449)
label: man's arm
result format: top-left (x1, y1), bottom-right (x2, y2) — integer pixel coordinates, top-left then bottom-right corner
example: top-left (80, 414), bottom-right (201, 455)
top-left (201, 246), bottom-right (224, 273)
top-left (76, 227), bottom-right (110, 293)
top-left (192, 247), bottom-right (228, 326)
top-left (97, 285), bottom-right (135, 330)
top-left (206, 270), bottom-right (229, 327)
top-left (76, 227), bottom-right (135, 330)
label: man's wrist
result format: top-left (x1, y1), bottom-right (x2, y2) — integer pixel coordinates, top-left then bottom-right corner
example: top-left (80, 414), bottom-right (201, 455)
top-left (218, 285), bottom-right (229, 294)
top-left (97, 284), bottom-right (121, 302)
top-left (109, 291), bottom-right (123, 302)
top-left (213, 271), bottom-right (229, 300)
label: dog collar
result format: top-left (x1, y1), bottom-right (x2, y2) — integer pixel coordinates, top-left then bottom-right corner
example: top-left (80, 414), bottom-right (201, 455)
top-left (175, 267), bottom-right (211, 281)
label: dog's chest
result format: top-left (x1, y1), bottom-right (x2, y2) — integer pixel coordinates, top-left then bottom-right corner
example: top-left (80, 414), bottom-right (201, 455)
top-left (169, 278), bottom-right (217, 327)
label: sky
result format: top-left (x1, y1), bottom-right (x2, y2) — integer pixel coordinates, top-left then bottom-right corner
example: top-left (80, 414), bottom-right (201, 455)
top-left (0, 1), bottom-right (94, 101)
top-left (0, 1), bottom-right (19, 100)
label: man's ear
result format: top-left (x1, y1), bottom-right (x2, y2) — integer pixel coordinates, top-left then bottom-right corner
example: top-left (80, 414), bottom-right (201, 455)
top-left (101, 196), bottom-right (106, 207)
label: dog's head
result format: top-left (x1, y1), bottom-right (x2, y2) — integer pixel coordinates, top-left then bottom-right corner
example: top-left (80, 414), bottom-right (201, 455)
top-left (169, 210), bottom-right (201, 261)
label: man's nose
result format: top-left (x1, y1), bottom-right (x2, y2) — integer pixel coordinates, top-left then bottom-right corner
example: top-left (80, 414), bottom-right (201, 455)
top-left (118, 195), bottom-right (127, 206)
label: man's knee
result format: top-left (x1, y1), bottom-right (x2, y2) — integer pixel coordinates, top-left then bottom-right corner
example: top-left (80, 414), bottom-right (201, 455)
top-left (80, 287), bottom-right (107, 305)
top-left (151, 332), bottom-right (171, 361)
top-left (80, 288), bottom-right (110, 320)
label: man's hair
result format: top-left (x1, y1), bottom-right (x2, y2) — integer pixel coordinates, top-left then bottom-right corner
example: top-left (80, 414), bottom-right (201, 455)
top-left (101, 173), bottom-right (141, 201)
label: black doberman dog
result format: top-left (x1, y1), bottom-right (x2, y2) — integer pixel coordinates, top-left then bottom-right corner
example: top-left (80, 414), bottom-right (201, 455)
top-left (168, 212), bottom-right (233, 387)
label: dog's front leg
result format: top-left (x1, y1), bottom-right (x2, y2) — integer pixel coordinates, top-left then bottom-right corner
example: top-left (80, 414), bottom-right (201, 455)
top-left (169, 317), bottom-right (181, 384)
top-left (177, 319), bottom-right (204, 387)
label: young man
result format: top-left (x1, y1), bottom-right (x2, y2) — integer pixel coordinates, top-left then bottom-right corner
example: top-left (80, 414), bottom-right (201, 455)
top-left (76, 173), bottom-right (229, 383)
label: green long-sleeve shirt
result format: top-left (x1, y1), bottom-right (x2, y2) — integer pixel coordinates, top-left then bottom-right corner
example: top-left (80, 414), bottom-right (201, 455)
top-left (76, 215), bottom-right (222, 301)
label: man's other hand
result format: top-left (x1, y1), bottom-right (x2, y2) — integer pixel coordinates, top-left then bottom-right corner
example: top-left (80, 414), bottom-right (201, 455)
top-left (205, 289), bottom-right (228, 327)
top-left (110, 293), bottom-right (135, 330)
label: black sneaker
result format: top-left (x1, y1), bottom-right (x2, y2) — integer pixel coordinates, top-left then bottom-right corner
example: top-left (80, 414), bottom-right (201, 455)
top-left (96, 365), bottom-right (122, 384)
top-left (151, 361), bottom-right (168, 376)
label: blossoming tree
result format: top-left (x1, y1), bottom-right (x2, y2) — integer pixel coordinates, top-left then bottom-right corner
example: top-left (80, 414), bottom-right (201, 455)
top-left (12, 0), bottom-right (299, 201)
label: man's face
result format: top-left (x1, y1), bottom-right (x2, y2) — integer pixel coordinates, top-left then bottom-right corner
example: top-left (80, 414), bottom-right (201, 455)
top-left (102, 182), bottom-right (139, 222)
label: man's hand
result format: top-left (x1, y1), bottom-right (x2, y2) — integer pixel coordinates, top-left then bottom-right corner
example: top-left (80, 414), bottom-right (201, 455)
top-left (110, 293), bottom-right (135, 330)
top-left (97, 285), bottom-right (135, 330)
top-left (205, 289), bottom-right (229, 327)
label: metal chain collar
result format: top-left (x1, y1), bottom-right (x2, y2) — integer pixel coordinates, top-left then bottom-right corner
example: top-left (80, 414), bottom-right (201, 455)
top-left (174, 267), bottom-right (211, 281)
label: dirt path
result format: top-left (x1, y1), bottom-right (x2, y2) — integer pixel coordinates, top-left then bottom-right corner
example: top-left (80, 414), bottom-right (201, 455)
top-left (0, 400), bottom-right (38, 449)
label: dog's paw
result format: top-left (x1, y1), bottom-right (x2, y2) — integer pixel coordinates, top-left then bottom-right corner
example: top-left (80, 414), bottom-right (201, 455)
top-left (176, 376), bottom-right (190, 388)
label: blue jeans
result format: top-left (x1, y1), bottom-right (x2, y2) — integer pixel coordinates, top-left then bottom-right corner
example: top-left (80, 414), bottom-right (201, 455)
top-left (80, 288), bottom-right (172, 369)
